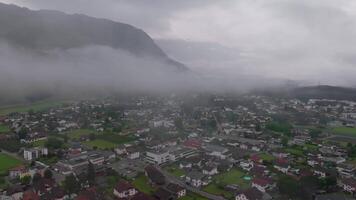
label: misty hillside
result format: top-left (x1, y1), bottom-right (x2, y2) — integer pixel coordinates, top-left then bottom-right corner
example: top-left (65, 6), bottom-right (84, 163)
top-left (291, 85), bottom-right (356, 101)
top-left (255, 85), bottom-right (356, 101)
top-left (0, 2), bottom-right (187, 71)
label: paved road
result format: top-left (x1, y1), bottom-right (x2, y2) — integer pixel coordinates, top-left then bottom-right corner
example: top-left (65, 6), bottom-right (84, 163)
top-left (157, 167), bottom-right (227, 200)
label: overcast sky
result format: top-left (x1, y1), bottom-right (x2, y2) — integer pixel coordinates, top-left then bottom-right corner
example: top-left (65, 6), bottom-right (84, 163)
top-left (2, 0), bottom-right (356, 86)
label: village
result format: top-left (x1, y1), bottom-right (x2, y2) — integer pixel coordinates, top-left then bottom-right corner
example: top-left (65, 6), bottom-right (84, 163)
top-left (0, 94), bottom-right (356, 200)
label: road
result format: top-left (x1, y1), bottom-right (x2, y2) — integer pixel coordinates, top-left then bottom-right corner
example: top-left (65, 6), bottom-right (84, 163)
top-left (157, 167), bottom-right (227, 200)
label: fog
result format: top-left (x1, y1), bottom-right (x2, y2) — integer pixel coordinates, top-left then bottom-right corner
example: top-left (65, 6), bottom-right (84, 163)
top-left (1, 0), bottom-right (356, 104)
top-left (4, 0), bottom-right (356, 86)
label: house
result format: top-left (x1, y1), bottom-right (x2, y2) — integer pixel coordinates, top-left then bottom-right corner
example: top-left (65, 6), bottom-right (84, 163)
top-left (252, 177), bottom-right (274, 192)
top-left (145, 149), bottom-right (170, 165)
top-left (185, 171), bottom-right (209, 188)
top-left (251, 165), bottom-right (269, 177)
top-left (114, 145), bottom-right (127, 155)
top-left (202, 165), bottom-right (218, 176)
top-left (126, 146), bottom-right (140, 160)
top-left (113, 181), bottom-right (138, 199)
top-left (240, 160), bottom-right (254, 171)
top-left (202, 144), bottom-right (231, 159)
top-left (153, 188), bottom-right (175, 200)
top-left (273, 159), bottom-right (290, 174)
top-left (6, 184), bottom-right (25, 200)
top-left (235, 188), bottom-right (272, 200)
top-left (250, 154), bottom-right (262, 164)
top-left (145, 165), bottom-right (165, 185)
top-left (166, 183), bottom-right (186, 199)
top-left (23, 147), bottom-right (48, 161)
top-left (75, 187), bottom-right (103, 200)
top-left (179, 160), bottom-right (192, 169)
top-left (131, 192), bottom-right (155, 200)
top-left (9, 165), bottom-right (28, 179)
top-left (22, 190), bottom-right (40, 200)
top-left (183, 139), bottom-right (202, 149)
top-left (337, 164), bottom-right (356, 178)
top-left (338, 178), bottom-right (356, 194)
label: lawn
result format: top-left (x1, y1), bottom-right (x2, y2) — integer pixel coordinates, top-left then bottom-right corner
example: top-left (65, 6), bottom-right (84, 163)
top-left (32, 139), bottom-right (46, 147)
top-left (67, 129), bottom-right (99, 140)
top-left (0, 101), bottom-right (65, 116)
top-left (203, 184), bottom-right (232, 198)
top-left (214, 169), bottom-right (249, 188)
top-left (203, 169), bottom-right (249, 198)
top-left (132, 175), bottom-right (155, 194)
top-left (98, 133), bottom-right (136, 145)
top-left (285, 148), bottom-right (304, 157)
top-left (165, 165), bottom-right (185, 177)
top-left (0, 153), bottom-right (23, 174)
top-left (0, 125), bottom-right (10, 133)
top-left (258, 153), bottom-right (275, 162)
top-left (332, 127), bottom-right (356, 137)
top-left (84, 139), bottom-right (117, 149)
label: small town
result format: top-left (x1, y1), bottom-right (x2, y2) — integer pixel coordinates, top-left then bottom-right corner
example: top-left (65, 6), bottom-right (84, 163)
top-left (0, 94), bottom-right (356, 200)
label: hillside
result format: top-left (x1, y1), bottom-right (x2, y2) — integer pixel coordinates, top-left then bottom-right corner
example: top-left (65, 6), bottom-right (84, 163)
top-left (0, 3), bottom-right (187, 71)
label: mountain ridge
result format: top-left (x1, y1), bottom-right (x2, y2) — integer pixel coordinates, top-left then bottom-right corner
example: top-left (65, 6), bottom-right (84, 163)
top-left (0, 2), bottom-right (187, 71)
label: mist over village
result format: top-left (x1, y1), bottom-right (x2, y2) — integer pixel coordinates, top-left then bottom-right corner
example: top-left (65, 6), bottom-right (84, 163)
top-left (0, 1), bottom-right (356, 200)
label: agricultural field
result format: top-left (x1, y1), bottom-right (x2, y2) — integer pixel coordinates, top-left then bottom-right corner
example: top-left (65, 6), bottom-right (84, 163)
top-left (0, 101), bottom-right (65, 116)
top-left (0, 153), bottom-right (23, 174)
top-left (331, 127), bottom-right (356, 137)
top-left (0, 125), bottom-right (10, 133)
top-left (84, 139), bottom-right (117, 149)
top-left (67, 129), bottom-right (100, 140)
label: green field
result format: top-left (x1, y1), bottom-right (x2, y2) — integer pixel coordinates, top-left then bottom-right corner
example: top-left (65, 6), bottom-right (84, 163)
top-left (84, 139), bottom-right (117, 149)
top-left (31, 139), bottom-right (47, 147)
top-left (0, 125), bottom-right (10, 133)
top-left (258, 153), bottom-right (275, 162)
top-left (0, 153), bottom-right (23, 174)
top-left (0, 101), bottom-right (65, 116)
top-left (165, 165), bottom-right (185, 177)
top-left (332, 127), bottom-right (356, 137)
top-left (203, 184), bottom-right (232, 198)
top-left (203, 169), bottom-right (249, 199)
top-left (285, 148), bottom-right (304, 157)
top-left (132, 175), bottom-right (155, 194)
top-left (67, 129), bottom-right (99, 139)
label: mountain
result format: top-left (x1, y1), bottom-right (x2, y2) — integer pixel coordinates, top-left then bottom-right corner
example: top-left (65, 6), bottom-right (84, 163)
top-left (254, 85), bottom-right (356, 101)
top-left (0, 3), bottom-right (187, 71)
top-left (291, 85), bottom-right (356, 101)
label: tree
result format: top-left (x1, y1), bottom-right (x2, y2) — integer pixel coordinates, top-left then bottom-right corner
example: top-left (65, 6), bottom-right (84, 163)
top-left (174, 118), bottom-right (184, 131)
top-left (63, 174), bottom-right (80, 195)
top-left (310, 128), bottom-right (322, 138)
top-left (44, 169), bottom-right (53, 179)
top-left (45, 137), bottom-right (63, 149)
top-left (87, 162), bottom-right (96, 186)
top-left (32, 173), bottom-right (42, 185)
top-left (277, 176), bottom-right (300, 198)
top-left (20, 175), bottom-right (31, 185)
top-left (18, 128), bottom-right (27, 140)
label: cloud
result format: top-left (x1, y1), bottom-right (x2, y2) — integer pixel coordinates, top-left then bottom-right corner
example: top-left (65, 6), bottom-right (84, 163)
top-left (1, 0), bottom-right (356, 86)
